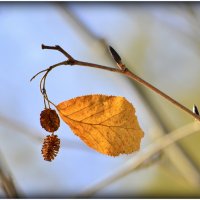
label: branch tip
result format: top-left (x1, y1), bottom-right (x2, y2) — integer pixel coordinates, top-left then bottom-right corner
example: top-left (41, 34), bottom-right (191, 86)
top-left (30, 68), bottom-right (49, 82)
top-left (41, 44), bottom-right (45, 49)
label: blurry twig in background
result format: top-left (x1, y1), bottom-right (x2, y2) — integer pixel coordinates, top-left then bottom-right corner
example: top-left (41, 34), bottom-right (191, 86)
top-left (53, 2), bottom-right (200, 186)
top-left (0, 148), bottom-right (20, 198)
top-left (0, 114), bottom-right (92, 152)
top-left (150, 3), bottom-right (200, 54)
top-left (77, 122), bottom-right (200, 197)
top-left (182, 4), bottom-right (200, 34)
top-left (135, 151), bottom-right (162, 169)
top-left (0, 115), bottom-right (42, 143)
top-left (55, 3), bottom-right (108, 50)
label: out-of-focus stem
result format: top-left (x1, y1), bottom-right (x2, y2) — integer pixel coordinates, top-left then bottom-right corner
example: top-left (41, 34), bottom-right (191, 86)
top-left (76, 122), bottom-right (200, 197)
top-left (0, 149), bottom-right (19, 198)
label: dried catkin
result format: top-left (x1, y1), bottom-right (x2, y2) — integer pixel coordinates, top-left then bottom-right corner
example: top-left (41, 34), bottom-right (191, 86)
top-left (41, 134), bottom-right (60, 161)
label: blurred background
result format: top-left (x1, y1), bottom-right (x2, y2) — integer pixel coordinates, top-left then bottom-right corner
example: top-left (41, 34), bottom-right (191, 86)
top-left (1, 2), bottom-right (200, 198)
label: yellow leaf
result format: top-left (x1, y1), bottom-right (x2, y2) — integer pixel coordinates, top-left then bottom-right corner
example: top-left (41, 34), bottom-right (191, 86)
top-left (56, 94), bottom-right (144, 156)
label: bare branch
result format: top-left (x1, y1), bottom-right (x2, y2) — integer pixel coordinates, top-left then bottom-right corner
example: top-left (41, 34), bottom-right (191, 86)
top-left (42, 44), bottom-right (74, 60)
top-left (36, 44), bottom-right (200, 122)
top-left (30, 60), bottom-right (68, 82)
top-left (0, 149), bottom-right (20, 198)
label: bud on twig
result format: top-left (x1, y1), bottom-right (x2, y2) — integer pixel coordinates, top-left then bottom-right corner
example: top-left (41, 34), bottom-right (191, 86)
top-left (193, 104), bottom-right (199, 116)
top-left (109, 46), bottom-right (121, 64)
top-left (109, 46), bottom-right (126, 71)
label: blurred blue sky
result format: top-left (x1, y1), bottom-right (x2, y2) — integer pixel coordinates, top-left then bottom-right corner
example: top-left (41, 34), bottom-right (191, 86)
top-left (1, 2), bottom-right (200, 198)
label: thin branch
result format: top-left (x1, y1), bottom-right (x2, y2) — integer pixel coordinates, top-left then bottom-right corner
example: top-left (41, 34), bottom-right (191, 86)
top-left (75, 60), bottom-right (122, 73)
top-left (124, 70), bottom-right (199, 120)
top-left (76, 122), bottom-right (200, 197)
top-left (30, 68), bottom-right (48, 82)
top-left (38, 44), bottom-right (200, 122)
top-left (30, 60), bottom-right (68, 82)
top-left (76, 57), bottom-right (200, 121)
top-left (42, 44), bottom-right (74, 60)
top-left (77, 58), bottom-right (200, 121)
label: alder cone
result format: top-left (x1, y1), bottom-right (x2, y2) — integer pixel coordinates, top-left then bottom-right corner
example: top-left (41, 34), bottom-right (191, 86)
top-left (40, 109), bottom-right (60, 132)
top-left (41, 134), bottom-right (60, 161)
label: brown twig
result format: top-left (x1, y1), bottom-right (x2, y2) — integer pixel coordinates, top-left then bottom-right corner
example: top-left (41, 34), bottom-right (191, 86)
top-left (30, 60), bottom-right (68, 82)
top-left (32, 44), bottom-right (200, 122)
top-left (41, 44), bottom-right (74, 60)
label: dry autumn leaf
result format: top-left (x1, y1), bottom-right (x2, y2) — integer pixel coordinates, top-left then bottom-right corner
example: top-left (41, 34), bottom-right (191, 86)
top-left (56, 95), bottom-right (144, 156)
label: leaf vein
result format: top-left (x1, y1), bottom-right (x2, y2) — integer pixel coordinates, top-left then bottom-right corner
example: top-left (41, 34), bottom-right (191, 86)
top-left (91, 125), bottom-right (115, 152)
top-left (66, 101), bottom-right (101, 116)
top-left (62, 113), bottom-right (134, 129)
top-left (109, 127), bottom-right (125, 150)
top-left (78, 123), bottom-right (102, 151)
top-left (80, 107), bottom-right (111, 122)
top-left (99, 110), bottom-right (126, 124)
